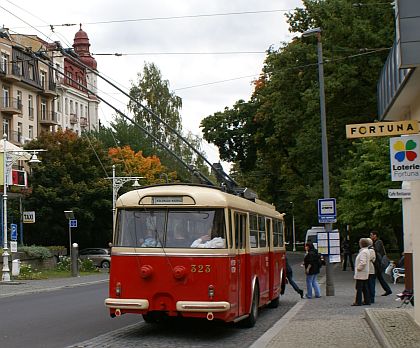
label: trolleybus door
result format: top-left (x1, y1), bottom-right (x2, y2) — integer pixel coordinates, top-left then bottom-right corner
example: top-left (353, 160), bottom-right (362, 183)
top-left (234, 212), bottom-right (247, 316)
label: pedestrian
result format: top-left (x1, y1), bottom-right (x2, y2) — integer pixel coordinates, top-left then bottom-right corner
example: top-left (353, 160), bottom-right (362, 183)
top-left (286, 257), bottom-right (304, 298)
top-left (367, 238), bottom-right (376, 304)
top-left (303, 241), bottom-right (321, 299)
top-left (370, 230), bottom-right (392, 296)
top-left (352, 238), bottom-right (371, 306)
top-left (342, 237), bottom-right (354, 271)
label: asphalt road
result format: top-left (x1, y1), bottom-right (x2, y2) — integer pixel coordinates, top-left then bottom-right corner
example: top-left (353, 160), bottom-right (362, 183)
top-left (0, 254), bottom-right (303, 348)
top-left (0, 282), bottom-right (139, 348)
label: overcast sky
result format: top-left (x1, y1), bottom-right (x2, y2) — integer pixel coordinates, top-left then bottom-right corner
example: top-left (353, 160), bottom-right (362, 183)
top-left (1, 0), bottom-right (303, 166)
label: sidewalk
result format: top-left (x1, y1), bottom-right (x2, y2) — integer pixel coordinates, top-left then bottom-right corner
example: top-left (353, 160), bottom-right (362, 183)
top-left (0, 272), bottom-right (109, 298)
top-left (252, 264), bottom-right (420, 348)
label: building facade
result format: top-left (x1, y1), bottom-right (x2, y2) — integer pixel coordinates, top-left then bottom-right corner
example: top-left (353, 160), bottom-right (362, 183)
top-left (377, 0), bottom-right (420, 324)
top-left (0, 26), bottom-right (99, 146)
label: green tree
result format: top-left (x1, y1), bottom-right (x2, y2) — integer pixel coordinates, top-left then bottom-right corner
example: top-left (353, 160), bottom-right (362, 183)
top-left (338, 138), bottom-right (402, 250)
top-left (200, 0), bottom-right (395, 239)
top-left (23, 130), bottom-right (113, 248)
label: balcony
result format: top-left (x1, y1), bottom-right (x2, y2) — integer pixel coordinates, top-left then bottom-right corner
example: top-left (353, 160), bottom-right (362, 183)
top-left (70, 113), bottom-right (78, 124)
top-left (0, 97), bottom-right (23, 115)
top-left (41, 81), bottom-right (57, 97)
top-left (80, 116), bottom-right (88, 127)
top-left (377, 41), bottom-right (419, 121)
top-left (0, 63), bottom-right (22, 82)
top-left (39, 111), bottom-right (59, 125)
top-left (9, 131), bottom-right (24, 145)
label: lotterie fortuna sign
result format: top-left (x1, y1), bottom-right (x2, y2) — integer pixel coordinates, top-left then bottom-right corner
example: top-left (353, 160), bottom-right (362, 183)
top-left (346, 121), bottom-right (418, 139)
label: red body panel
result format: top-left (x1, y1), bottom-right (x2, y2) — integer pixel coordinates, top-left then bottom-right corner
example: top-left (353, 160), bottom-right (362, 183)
top-left (108, 250), bottom-right (286, 322)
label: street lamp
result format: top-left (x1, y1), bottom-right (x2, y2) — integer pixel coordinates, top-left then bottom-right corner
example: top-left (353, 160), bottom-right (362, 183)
top-left (290, 202), bottom-right (296, 252)
top-left (302, 27), bottom-right (334, 296)
top-left (109, 165), bottom-right (144, 229)
top-left (2, 134), bottom-right (45, 282)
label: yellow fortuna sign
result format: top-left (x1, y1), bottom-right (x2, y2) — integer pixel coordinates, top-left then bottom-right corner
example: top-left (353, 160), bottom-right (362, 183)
top-left (346, 121), bottom-right (419, 139)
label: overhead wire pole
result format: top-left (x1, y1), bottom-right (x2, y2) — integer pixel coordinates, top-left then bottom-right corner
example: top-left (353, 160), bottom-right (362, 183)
top-left (302, 27), bottom-right (334, 296)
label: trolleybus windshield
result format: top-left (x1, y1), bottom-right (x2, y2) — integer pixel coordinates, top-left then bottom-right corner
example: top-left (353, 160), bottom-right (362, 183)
top-left (115, 208), bottom-right (226, 249)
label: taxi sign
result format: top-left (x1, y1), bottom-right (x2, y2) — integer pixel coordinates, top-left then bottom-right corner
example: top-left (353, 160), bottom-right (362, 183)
top-left (23, 211), bottom-right (35, 223)
top-left (346, 120), bottom-right (418, 139)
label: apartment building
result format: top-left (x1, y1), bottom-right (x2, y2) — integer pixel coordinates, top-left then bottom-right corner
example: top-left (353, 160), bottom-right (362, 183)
top-left (0, 26), bottom-right (99, 146)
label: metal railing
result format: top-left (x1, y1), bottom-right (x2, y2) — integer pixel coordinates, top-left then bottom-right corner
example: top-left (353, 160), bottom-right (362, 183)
top-left (0, 97), bottom-right (22, 110)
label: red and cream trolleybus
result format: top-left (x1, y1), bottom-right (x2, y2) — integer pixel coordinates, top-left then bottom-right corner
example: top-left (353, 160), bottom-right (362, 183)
top-left (105, 184), bottom-right (286, 327)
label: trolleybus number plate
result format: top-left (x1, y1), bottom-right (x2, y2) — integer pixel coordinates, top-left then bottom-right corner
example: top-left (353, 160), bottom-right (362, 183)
top-left (152, 196), bottom-right (183, 204)
top-left (191, 264), bottom-right (211, 273)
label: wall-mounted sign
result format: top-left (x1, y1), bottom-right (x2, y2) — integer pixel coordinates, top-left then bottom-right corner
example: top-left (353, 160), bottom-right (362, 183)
top-left (346, 120), bottom-right (418, 139)
top-left (388, 189), bottom-right (411, 199)
top-left (390, 135), bottom-right (420, 181)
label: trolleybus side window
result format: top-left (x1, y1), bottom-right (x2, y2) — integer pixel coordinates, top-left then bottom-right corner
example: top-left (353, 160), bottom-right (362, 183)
top-left (258, 215), bottom-right (267, 247)
top-left (250, 214), bottom-right (258, 248)
top-left (266, 218), bottom-right (272, 247)
top-left (273, 219), bottom-right (284, 247)
top-left (234, 212), bottom-right (246, 249)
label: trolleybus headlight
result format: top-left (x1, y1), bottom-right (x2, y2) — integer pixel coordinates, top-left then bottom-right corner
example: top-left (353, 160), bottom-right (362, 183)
top-left (208, 285), bottom-right (215, 299)
top-left (115, 282), bottom-right (122, 297)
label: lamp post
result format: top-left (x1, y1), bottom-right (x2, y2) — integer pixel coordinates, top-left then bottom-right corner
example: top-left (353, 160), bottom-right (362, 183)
top-left (2, 134), bottom-right (44, 281)
top-left (302, 27), bottom-right (334, 296)
top-left (64, 210), bottom-right (75, 259)
top-left (109, 165), bottom-right (144, 229)
top-left (290, 202), bottom-right (296, 252)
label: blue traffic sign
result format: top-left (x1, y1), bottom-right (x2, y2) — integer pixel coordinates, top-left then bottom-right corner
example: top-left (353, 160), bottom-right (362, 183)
top-left (69, 219), bottom-right (77, 228)
top-left (10, 223), bottom-right (18, 241)
top-left (318, 198), bottom-right (337, 223)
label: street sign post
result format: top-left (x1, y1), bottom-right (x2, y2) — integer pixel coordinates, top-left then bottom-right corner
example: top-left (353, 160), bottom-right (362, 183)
top-left (318, 198), bottom-right (337, 223)
top-left (10, 223), bottom-right (17, 241)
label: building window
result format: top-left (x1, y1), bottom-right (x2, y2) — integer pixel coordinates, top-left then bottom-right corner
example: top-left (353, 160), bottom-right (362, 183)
top-left (28, 64), bottom-right (34, 80)
top-left (2, 86), bottom-right (10, 107)
top-left (28, 125), bottom-right (33, 139)
top-left (41, 99), bottom-right (47, 120)
top-left (28, 95), bottom-right (33, 117)
top-left (85, 106), bottom-right (88, 117)
top-left (70, 100), bottom-right (74, 114)
top-left (17, 122), bottom-right (22, 143)
top-left (65, 98), bottom-right (68, 114)
top-left (40, 71), bottom-right (47, 89)
top-left (75, 102), bottom-right (78, 116)
top-left (3, 119), bottom-right (9, 139)
top-left (57, 97), bottom-right (61, 112)
top-left (1, 53), bottom-right (8, 73)
top-left (17, 90), bottom-right (22, 110)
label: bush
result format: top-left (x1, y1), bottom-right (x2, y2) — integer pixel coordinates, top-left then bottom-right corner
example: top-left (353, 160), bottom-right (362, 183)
top-left (56, 256), bottom-right (97, 272)
top-left (17, 264), bottom-right (43, 280)
top-left (18, 245), bottom-right (52, 259)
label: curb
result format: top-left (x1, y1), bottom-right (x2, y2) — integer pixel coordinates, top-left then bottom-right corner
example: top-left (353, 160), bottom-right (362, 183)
top-left (0, 278), bottom-right (108, 298)
top-left (365, 308), bottom-right (393, 348)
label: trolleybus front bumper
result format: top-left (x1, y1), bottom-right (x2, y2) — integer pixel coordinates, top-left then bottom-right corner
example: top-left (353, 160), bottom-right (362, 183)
top-left (176, 301), bottom-right (230, 312)
top-left (105, 298), bottom-right (149, 310)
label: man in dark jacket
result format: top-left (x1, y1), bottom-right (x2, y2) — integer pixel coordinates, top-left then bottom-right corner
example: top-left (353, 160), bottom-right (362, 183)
top-left (342, 237), bottom-right (354, 271)
top-left (370, 230), bottom-right (392, 296)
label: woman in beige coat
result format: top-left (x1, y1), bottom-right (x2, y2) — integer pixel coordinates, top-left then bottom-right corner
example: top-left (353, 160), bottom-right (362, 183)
top-left (352, 238), bottom-right (371, 306)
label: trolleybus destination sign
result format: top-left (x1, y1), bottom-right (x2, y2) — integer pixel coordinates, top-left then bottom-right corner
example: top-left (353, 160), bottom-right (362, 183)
top-left (346, 120), bottom-right (418, 139)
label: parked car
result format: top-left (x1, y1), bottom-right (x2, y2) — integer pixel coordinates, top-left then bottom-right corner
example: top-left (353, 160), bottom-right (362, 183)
top-left (79, 248), bottom-right (111, 268)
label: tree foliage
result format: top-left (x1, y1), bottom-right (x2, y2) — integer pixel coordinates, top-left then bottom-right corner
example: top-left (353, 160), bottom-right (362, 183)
top-left (23, 130), bottom-right (113, 248)
top-left (200, 0), bottom-right (397, 241)
top-left (338, 138), bottom-right (402, 249)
